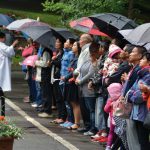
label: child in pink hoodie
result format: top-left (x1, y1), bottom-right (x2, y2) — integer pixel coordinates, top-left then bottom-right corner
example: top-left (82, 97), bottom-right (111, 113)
top-left (104, 83), bottom-right (122, 150)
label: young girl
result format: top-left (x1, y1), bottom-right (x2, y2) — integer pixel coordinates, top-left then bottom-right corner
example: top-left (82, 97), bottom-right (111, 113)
top-left (104, 83), bottom-right (122, 150)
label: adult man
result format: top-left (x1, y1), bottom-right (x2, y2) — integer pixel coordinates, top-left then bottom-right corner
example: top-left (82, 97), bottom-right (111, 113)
top-left (0, 32), bottom-right (18, 92)
top-left (75, 33), bottom-right (93, 133)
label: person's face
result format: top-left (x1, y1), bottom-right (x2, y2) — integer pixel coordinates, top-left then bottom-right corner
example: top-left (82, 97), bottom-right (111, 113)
top-left (99, 45), bottom-right (104, 55)
top-left (79, 35), bottom-right (86, 48)
top-left (0, 37), bottom-right (6, 42)
top-left (72, 42), bottom-right (78, 54)
top-left (55, 39), bottom-right (62, 50)
top-left (139, 56), bottom-right (150, 67)
top-left (129, 47), bottom-right (142, 63)
top-left (64, 39), bottom-right (72, 49)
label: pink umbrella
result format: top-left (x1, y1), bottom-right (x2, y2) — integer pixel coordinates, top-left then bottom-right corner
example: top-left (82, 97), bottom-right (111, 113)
top-left (22, 55), bottom-right (38, 67)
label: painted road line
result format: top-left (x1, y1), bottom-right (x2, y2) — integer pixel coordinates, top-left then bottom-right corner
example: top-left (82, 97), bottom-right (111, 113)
top-left (5, 98), bottom-right (79, 150)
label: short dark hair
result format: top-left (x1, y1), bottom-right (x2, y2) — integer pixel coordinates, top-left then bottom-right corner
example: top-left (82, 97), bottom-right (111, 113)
top-left (89, 42), bottom-right (100, 54)
top-left (0, 32), bottom-right (5, 38)
top-left (135, 46), bottom-right (147, 56)
top-left (124, 44), bottom-right (135, 54)
top-left (68, 38), bottom-right (76, 45)
top-left (143, 52), bottom-right (150, 61)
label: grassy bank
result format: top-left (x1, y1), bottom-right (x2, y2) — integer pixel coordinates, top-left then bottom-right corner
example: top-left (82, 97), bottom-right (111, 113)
top-left (0, 7), bottom-right (62, 27)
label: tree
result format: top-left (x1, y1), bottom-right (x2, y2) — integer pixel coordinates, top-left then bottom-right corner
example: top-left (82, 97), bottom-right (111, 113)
top-left (42, 0), bottom-right (128, 25)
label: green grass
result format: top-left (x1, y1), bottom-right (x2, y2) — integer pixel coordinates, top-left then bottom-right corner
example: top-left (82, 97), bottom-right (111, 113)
top-left (0, 7), bottom-right (62, 27)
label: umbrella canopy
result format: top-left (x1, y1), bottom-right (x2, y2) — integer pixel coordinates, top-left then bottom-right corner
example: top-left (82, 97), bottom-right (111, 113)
top-left (123, 23), bottom-right (150, 45)
top-left (20, 25), bottom-right (61, 49)
top-left (7, 18), bottom-right (36, 30)
top-left (18, 21), bottom-right (49, 30)
top-left (0, 14), bottom-right (14, 26)
top-left (89, 13), bottom-right (138, 38)
top-left (53, 28), bottom-right (78, 40)
top-left (118, 29), bottom-right (133, 37)
top-left (70, 17), bottom-right (108, 37)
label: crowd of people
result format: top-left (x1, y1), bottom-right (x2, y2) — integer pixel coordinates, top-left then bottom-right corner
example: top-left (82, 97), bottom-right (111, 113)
top-left (0, 30), bottom-right (150, 150)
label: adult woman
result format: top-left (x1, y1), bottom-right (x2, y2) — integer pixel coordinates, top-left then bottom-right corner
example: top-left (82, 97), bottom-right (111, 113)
top-left (64, 41), bottom-right (81, 129)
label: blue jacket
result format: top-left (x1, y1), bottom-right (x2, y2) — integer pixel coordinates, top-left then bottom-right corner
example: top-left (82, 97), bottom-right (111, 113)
top-left (128, 68), bottom-right (149, 122)
top-left (60, 48), bottom-right (75, 79)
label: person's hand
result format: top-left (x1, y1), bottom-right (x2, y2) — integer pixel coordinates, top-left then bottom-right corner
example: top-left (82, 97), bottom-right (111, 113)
top-left (12, 40), bottom-right (19, 47)
top-left (68, 67), bottom-right (74, 72)
top-left (47, 60), bottom-right (51, 67)
top-left (121, 73), bottom-right (128, 82)
top-left (88, 81), bottom-right (93, 90)
top-left (52, 56), bottom-right (57, 60)
top-left (60, 76), bottom-right (65, 81)
top-left (68, 77), bottom-right (75, 83)
top-left (75, 79), bottom-right (80, 85)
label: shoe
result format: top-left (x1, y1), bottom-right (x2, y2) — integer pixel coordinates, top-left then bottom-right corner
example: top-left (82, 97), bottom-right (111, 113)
top-left (105, 146), bottom-right (111, 150)
top-left (37, 104), bottom-right (43, 108)
top-left (31, 103), bottom-right (38, 108)
top-left (91, 136), bottom-right (105, 142)
top-left (55, 119), bottom-right (64, 124)
top-left (64, 122), bottom-right (74, 128)
top-left (83, 131), bottom-right (94, 136)
top-left (77, 127), bottom-right (88, 133)
top-left (38, 112), bottom-right (54, 118)
top-left (68, 123), bottom-right (80, 130)
top-left (98, 137), bottom-right (108, 143)
top-left (91, 129), bottom-right (107, 139)
top-left (60, 121), bottom-right (69, 127)
top-left (23, 96), bottom-right (30, 103)
top-left (51, 106), bottom-right (57, 110)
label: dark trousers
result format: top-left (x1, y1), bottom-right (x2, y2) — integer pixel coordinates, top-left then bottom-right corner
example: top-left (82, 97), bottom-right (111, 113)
top-left (41, 81), bottom-right (52, 114)
top-left (80, 97), bottom-right (90, 130)
top-left (135, 120), bottom-right (150, 150)
top-left (59, 83), bottom-right (74, 122)
top-left (53, 81), bottom-right (67, 120)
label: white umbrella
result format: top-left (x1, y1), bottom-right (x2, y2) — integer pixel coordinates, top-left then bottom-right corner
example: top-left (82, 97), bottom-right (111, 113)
top-left (6, 18), bottom-right (36, 30)
top-left (118, 29), bottom-right (133, 37)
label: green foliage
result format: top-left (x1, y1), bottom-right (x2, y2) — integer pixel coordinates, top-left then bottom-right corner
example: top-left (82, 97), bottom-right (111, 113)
top-left (0, 117), bottom-right (23, 139)
top-left (42, 0), bottom-right (128, 24)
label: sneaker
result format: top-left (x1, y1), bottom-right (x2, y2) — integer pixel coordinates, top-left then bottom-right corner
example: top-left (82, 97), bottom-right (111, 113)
top-left (77, 127), bottom-right (88, 133)
top-left (105, 146), bottom-right (111, 150)
top-left (84, 131), bottom-right (94, 136)
top-left (98, 137), bottom-right (108, 143)
top-left (31, 103), bottom-right (38, 108)
top-left (60, 121), bottom-right (69, 127)
top-left (38, 112), bottom-right (54, 118)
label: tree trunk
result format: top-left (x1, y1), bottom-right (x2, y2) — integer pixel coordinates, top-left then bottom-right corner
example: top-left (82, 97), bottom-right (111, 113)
top-left (128, 0), bottom-right (134, 18)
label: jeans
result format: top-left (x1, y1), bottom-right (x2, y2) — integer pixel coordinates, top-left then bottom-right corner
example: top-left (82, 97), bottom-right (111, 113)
top-left (35, 81), bottom-right (42, 106)
top-left (95, 96), bottom-right (106, 130)
top-left (60, 83), bottom-right (74, 122)
top-left (84, 97), bottom-right (96, 131)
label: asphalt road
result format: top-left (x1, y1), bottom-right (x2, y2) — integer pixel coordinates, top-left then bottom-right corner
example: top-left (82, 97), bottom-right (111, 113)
top-left (4, 70), bottom-right (105, 150)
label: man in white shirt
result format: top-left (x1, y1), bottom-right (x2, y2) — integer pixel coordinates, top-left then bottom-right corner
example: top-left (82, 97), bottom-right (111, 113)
top-left (0, 32), bottom-right (18, 92)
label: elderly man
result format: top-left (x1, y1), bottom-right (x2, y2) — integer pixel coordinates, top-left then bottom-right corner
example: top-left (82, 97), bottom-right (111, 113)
top-left (0, 32), bottom-right (18, 92)
top-left (74, 34), bottom-right (93, 133)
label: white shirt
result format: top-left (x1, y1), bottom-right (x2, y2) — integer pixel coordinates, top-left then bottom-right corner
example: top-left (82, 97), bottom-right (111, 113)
top-left (0, 42), bottom-right (15, 91)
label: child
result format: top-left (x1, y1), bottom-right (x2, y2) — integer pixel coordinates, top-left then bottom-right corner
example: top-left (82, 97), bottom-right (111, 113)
top-left (104, 83), bottom-right (122, 150)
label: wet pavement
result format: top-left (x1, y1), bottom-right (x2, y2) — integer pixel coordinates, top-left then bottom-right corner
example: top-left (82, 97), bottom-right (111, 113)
top-left (4, 70), bottom-right (105, 150)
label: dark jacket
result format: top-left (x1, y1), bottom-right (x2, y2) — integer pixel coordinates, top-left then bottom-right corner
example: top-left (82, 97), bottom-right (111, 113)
top-left (51, 51), bottom-right (63, 79)
top-left (108, 61), bottom-right (131, 85)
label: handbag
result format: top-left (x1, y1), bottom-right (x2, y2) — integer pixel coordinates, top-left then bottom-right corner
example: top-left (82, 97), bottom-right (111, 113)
top-left (113, 91), bottom-right (132, 119)
top-left (143, 110), bottom-right (150, 129)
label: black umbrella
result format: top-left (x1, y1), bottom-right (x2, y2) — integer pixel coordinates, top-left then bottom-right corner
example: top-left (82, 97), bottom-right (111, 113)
top-left (20, 26), bottom-right (63, 49)
top-left (89, 13), bottom-right (138, 38)
top-left (53, 28), bottom-right (78, 40)
top-left (123, 23), bottom-right (150, 46)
